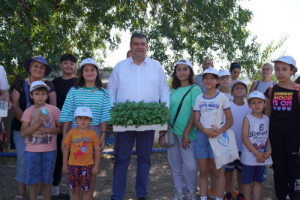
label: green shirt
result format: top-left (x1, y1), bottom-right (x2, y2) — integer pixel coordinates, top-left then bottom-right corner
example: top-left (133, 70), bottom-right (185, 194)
top-left (169, 84), bottom-right (202, 141)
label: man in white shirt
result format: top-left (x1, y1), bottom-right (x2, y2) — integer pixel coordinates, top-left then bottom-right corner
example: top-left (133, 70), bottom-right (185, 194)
top-left (107, 33), bottom-right (170, 200)
top-left (194, 58), bottom-right (214, 93)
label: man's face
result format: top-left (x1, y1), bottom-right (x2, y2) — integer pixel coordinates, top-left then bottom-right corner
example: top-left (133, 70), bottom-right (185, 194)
top-left (202, 59), bottom-right (214, 71)
top-left (130, 37), bottom-right (148, 59)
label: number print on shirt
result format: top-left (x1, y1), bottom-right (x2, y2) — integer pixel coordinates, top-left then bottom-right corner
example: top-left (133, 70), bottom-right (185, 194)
top-left (249, 123), bottom-right (268, 153)
top-left (272, 92), bottom-right (293, 111)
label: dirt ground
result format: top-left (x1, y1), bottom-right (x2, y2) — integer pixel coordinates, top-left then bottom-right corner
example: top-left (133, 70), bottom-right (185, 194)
top-left (0, 152), bottom-right (277, 200)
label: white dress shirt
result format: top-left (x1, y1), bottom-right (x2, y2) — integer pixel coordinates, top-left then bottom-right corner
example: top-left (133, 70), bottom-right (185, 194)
top-left (107, 56), bottom-right (170, 107)
top-left (0, 65), bottom-right (9, 92)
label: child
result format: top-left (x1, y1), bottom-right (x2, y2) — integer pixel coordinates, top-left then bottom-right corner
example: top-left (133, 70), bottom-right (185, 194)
top-left (218, 69), bottom-right (233, 101)
top-left (224, 80), bottom-right (250, 200)
top-left (241, 91), bottom-right (272, 200)
top-left (51, 53), bottom-right (78, 195)
top-left (20, 80), bottom-right (62, 200)
top-left (194, 67), bottom-right (234, 200)
top-left (62, 107), bottom-right (100, 200)
top-left (264, 56), bottom-right (300, 200)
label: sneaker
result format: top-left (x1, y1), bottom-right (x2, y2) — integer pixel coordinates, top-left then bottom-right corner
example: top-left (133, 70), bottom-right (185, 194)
top-left (237, 194), bottom-right (245, 200)
top-left (286, 195), bottom-right (290, 200)
top-left (223, 193), bottom-right (233, 200)
top-left (172, 189), bottom-right (186, 200)
top-left (187, 191), bottom-right (196, 200)
top-left (232, 191), bottom-right (238, 198)
top-left (51, 186), bottom-right (59, 196)
top-left (208, 189), bottom-right (216, 199)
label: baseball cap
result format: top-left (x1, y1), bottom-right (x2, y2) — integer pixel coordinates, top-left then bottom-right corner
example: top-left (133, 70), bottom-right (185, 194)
top-left (80, 58), bottom-right (98, 69)
top-left (175, 59), bottom-right (192, 68)
top-left (30, 80), bottom-right (50, 92)
top-left (24, 56), bottom-right (52, 76)
top-left (219, 69), bottom-right (231, 77)
top-left (203, 67), bottom-right (219, 76)
top-left (74, 107), bottom-right (93, 119)
top-left (248, 91), bottom-right (266, 102)
top-left (229, 80), bottom-right (248, 91)
top-left (272, 56), bottom-right (297, 69)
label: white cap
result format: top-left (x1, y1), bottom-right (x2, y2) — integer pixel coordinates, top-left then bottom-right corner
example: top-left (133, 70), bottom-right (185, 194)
top-left (30, 80), bottom-right (50, 92)
top-left (248, 91), bottom-right (266, 102)
top-left (203, 67), bottom-right (219, 76)
top-left (272, 56), bottom-right (297, 69)
top-left (80, 58), bottom-right (98, 68)
top-left (74, 107), bottom-right (93, 119)
top-left (175, 59), bottom-right (192, 68)
top-left (219, 69), bottom-right (231, 77)
top-left (229, 80), bottom-right (248, 91)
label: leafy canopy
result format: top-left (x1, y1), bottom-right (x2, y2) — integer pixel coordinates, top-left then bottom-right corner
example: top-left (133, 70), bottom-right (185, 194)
top-left (109, 100), bottom-right (169, 128)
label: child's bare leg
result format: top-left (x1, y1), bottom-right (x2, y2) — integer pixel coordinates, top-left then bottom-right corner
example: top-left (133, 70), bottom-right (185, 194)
top-left (252, 181), bottom-right (262, 200)
top-left (242, 183), bottom-right (251, 200)
top-left (88, 174), bottom-right (97, 199)
top-left (209, 169), bottom-right (217, 190)
top-left (237, 170), bottom-right (243, 193)
top-left (43, 183), bottom-right (52, 200)
top-left (230, 172), bottom-right (235, 192)
top-left (71, 189), bottom-right (80, 200)
top-left (225, 171), bottom-right (233, 192)
top-left (28, 184), bottom-right (38, 200)
top-left (37, 181), bottom-right (44, 197)
top-left (82, 190), bottom-right (90, 200)
top-left (211, 160), bottom-right (225, 198)
top-left (199, 159), bottom-right (209, 197)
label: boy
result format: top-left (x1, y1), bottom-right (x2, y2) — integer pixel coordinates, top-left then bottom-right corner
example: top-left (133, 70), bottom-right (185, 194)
top-left (218, 69), bottom-right (233, 101)
top-left (51, 53), bottom-right (78, 195)
top-left (62, 107), bottom-right (100, 200)
top-left (223, 80), bottom-right (250, 200)
top-left (20, 80), bottom-right (62, 200)
top-left (241, 91), bottom-right (272, 200)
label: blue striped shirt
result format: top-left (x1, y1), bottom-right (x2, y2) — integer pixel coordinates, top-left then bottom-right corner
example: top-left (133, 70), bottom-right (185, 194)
top-left (58, 86), bottom-right (111, 125)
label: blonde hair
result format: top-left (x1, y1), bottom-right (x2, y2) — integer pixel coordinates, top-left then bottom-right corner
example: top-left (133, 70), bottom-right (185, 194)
top-left (263, 63), bottom-right (273, 71)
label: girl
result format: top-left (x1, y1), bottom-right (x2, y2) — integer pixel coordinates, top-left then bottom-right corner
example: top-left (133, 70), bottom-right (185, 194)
top-left (59, 58), bottom-right (111, 199)
top-left (193, 67), bottom-right (233, 200)
top-left (168, 59), bottom-right (202, 200)
top-left (230, 62), bottom-right (241, 82)
top-left (265, 56), bottom-right (300, 200)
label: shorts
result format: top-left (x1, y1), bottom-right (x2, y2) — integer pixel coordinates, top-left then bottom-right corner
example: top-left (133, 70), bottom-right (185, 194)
top-left (224, 152), bottom-right (243, 172)
top-left (68, 165), bottom-right (93, 191)
top-left (25, 150), bottom-right (57, 185)
top-left (242, 164), bottom-right (267, 184)
top-left (195, 129), bottom-right (214, 159)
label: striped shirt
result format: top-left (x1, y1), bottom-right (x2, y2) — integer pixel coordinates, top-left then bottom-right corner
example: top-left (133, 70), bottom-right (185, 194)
top-left (58, 86), bottom-right (111, 125)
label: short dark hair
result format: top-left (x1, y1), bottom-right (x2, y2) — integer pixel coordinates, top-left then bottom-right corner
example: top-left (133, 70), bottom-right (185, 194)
top-left (232, 83), bottom-right (248, 92)
top-left (171, 60), bottom-right (195, 89)
top-left (230, 62), bottom-right (241, 72)
top-left (60, 53), bottom-right (77, 63)
top-left (202, 73), bottom-right (220, 89)
top-left (130, 33), bottom-right (148, 44)
top-left (30, 87), bottom-right (49, 95)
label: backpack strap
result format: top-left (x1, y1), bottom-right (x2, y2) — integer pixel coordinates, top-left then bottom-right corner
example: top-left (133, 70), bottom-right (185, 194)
top-left (254, 81), bottom-right (260, 91)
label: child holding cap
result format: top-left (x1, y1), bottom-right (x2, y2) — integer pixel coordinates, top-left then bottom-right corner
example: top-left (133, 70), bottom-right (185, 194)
top-left (62, 107), bottom-right (100, 200)
top-left (20, 80), bottom-right (62, 200)
top-left (264, 56), bottom-right (300, 200)
top-left (193, 67), bottom-right (233, 200)
top-left (241, 91), bottom-right (272, 200)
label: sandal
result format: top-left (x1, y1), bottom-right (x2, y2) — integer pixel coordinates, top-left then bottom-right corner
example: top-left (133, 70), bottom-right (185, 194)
top-left (13, 195), bottom-right (24, 200)
top-left (37, 195), bottom-right (45, 200)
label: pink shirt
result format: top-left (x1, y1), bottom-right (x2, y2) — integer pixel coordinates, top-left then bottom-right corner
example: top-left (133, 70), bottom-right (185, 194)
top-left (21, 104), bottom-right (61, 152)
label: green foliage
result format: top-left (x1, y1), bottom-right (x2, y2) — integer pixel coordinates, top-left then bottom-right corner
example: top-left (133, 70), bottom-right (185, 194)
top-left (109, 100), bottom-right (169, 128)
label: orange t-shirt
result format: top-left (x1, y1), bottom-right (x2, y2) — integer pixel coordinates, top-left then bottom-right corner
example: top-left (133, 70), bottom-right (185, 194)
top-left (64, 128), bottom-right (99, 166)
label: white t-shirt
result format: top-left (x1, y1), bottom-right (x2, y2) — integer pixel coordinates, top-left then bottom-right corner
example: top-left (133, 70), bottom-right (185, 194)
top-left (0, 65), bottom-right (9, 92)
top-left (240, 114), bottom-right (273, 166)
top-left (217, 89), bottom-right (234, 102)
top-left (194, 92), bottom-right (231, 129)
top-left (230, 101), bottom-right (251, 151)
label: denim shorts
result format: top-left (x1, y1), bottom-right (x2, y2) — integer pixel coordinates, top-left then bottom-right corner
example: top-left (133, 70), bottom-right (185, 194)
top-left (242, 164), bottom-right (267, 184)
top-left (224, 152), bottom-right (242, 172)
top-left (195, 129), bottom-right (214, 159)
top-left (68, 165), bottom-right (93, 191)
top-left (25, 150), bottom-right (57, 185)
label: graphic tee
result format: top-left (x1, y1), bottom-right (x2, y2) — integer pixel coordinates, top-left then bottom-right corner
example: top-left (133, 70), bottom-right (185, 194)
top-left (21, 104), bottom-right (61, 152)
top-left (241, 114), bottom-right (273, 166)
top-left (264, 84), bottom-right (300, 135)
top-left (64, 128), bottom-right (99, 166)
top-left (169, 84), bottom-right (202, 141)
top-left (194, 92), bottom-right (231, 129)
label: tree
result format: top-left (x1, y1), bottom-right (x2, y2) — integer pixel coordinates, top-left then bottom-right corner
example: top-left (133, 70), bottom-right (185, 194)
top-left (1, 0), bottom-right (256, 82)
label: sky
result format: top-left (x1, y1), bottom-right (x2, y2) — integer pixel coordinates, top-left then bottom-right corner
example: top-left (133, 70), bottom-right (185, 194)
top-left (103, 0), bottom-right (300, 75)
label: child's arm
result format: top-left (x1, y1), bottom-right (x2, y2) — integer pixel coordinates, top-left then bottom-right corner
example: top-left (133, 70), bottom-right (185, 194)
top-left (211, 108), bottom-right (234, 135)
top-left (36, 120), bottom-right (63, 135)
top-left (20, 113), bottom-right (48, 138)
top-left (182, 108), bottom-right (195, 149)
top-left (242, 117), bottom-right (265, 163)
top-left (194, 111), bottom-right (218, 138)
top-left (62, 145), bottom-right (70, 174)
top-left (265, 96), bottom-right (272, 117)
top-left (97, 122), bottom-right (107, 152)
top-left (92, 145), bottom-right (101, 175)
top-left (263, 138), bottom-right (272, 160)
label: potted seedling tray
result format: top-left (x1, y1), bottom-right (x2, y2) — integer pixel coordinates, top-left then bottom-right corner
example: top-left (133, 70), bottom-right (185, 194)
top-left (110, 100), bottom-right (169, 132)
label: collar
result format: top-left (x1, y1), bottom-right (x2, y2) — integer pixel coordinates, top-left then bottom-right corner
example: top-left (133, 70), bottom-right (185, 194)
top-left (129, 56), bottom-right (148, 66)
